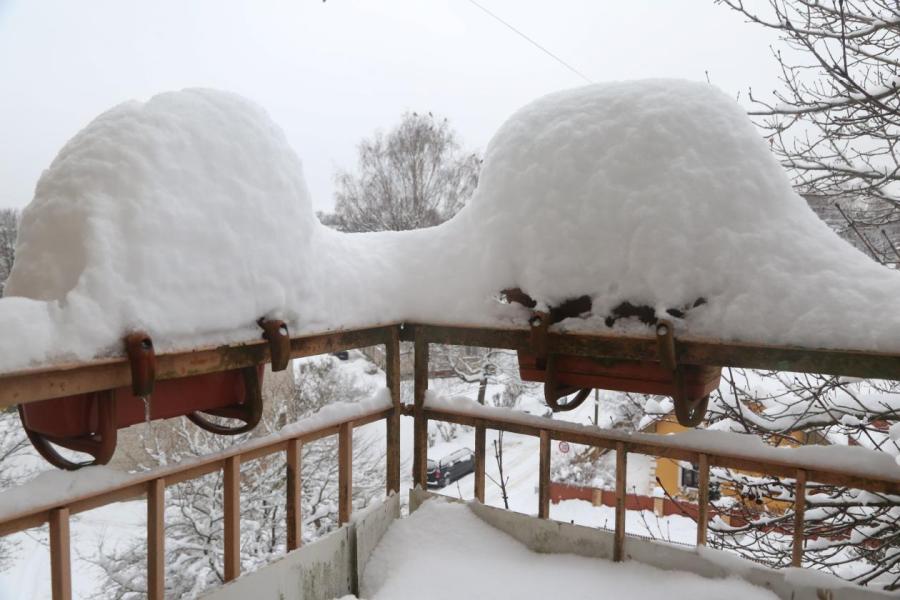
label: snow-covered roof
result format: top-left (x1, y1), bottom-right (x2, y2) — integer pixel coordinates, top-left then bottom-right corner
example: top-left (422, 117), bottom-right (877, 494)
top-left (2, 80), bottom-right (900, 373)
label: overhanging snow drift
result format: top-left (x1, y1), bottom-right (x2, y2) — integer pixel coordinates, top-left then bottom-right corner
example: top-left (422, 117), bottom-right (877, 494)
top-left (2, 80), bottom-right (899, 372)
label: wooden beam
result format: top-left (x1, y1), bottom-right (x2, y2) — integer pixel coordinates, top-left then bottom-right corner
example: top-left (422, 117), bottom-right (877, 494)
top-left (613, 442), bottom-right (627, 562)
top-left (474, 423), bottom-right (486, 503)
top-left (792, 469), bottom-right (807, 568)
top-left (0, 325), bottom-right (397, 409)
top-left (339, 421), bottom-right (353, 525)
top-left (223, 456), bottom-right (241, 582)
top-left (385, 326), bottom-right (401, 494)
top-left (696, 454), bottom-right (709, 547)
top-left (538, 430), bottom-right (551, 519)
top-left (147, 478), bottom-right (165, 600)
top-left (413, 337), bottom-right (429, 488)
top-left (49, 508), bottom-right (71, 600)
top-left (286, 438), bottom-right (302, 551)
top-left (409, 323), bottom-right (900, 381)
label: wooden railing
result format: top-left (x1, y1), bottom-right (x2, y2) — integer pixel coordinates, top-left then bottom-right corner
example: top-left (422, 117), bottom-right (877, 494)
top-left (404, 324), bottom-right (900, 568)
top-left (0, 325), bottom-right (402, 600)
top-left (2, 322), bottom-right (900, 599)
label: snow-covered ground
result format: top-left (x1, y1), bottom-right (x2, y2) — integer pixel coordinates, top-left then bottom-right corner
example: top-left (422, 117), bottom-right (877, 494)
top-left (352, 498), bottom-right (774, 600)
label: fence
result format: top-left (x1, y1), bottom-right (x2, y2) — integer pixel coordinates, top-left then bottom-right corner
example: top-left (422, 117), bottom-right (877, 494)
top-left (2, 322), bottom-right (900, 599)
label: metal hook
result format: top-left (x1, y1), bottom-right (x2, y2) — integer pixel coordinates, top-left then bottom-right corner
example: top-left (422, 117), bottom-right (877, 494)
top-left (259, 318), bottom-right (291, 371)
top-left (125, 331), bottom-right (156, 398)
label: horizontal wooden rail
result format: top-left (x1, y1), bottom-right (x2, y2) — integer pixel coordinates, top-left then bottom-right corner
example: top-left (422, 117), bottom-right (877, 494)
top-left (406, 323), bottom-right (900, 380)
top-left (6, 320), bottom-right (900, 410)
top-left (0, 324), bottom-right (399, 409)
top-left (0, 405), bottom-right (391, 537)
top-left (421, 406), bottom-right (900, 496)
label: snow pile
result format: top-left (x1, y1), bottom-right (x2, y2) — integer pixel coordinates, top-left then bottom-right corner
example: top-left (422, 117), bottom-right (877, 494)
top-left (358, 498), bottom-right (777, 600)
top-left (4, 80), bottom-right (900, 372)
top-left (0, 465), bottom-right (131, 519)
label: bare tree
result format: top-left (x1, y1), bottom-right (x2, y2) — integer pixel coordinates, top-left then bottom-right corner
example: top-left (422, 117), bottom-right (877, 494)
top-left (698, 369), bottom-right (900, 590)
top-left (707, 2), bottom-right (900, 589)
top-left (328, 112), bottom-right (480, 232)
top-left (718, 0), bottom-right (900, 261)
top-left (0, 209), bottom-right (18, 296)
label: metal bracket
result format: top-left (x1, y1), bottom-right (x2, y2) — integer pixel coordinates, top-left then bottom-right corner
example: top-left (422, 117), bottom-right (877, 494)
top-left (259, 319), bottom-right (291, 372)
top-left (529, 311), bottom-right (550, 363)
top-left (125, 331), bottom-right (156, 398)
top-left (656, 319), bottom-right (708, 427)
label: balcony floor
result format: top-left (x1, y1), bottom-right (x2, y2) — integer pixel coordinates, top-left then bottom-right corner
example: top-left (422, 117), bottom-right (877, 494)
top-left (353, 498), bottom-right (777, 600)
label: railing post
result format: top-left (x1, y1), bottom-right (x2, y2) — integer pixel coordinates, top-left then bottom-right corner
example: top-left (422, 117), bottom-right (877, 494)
top-left (539, 430), bottom-right (551, 519)
top-left (413, 336), bottom-right (429, 488)
top-left (696, 454), bottom-right (709, 547)
top-left (49, 507), bottom-right (71, 600)
top-left (614, 442), bottom-right (627, 562)
top-left (224, 455), bottom-right (241, 582)
top-left (474, 422), bottom-right (486, 503)
top-left (792, 469), bottom-right (807, 567)
top-left (286, 438), bottom-right (302, 551)
top-left (385, 326), bottom-right (402, 495)
top-left (339, 421), bottom-right (353, 524)
top-left (147, 478), bottom-right (165, 600)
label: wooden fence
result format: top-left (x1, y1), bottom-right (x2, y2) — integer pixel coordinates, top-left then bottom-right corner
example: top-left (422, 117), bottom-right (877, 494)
top-left (1, 322), bottom-right (900, 599)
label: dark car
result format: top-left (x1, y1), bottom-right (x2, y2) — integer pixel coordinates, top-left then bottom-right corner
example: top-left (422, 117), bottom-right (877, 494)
top-left (426, 448), bottom-right (475, 488)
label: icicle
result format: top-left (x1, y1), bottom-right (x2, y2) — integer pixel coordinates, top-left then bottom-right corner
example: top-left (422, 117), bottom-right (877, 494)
top-left (142, 394), bottom-right (153, 438)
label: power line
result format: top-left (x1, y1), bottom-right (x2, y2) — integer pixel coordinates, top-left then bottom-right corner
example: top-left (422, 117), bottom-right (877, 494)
top-left (465, 0), bottom-right (593, 85)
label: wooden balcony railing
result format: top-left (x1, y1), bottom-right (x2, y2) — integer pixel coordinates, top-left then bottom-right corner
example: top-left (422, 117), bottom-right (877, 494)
top-left (0, 325), bottom-right (402, 600)
top-left (1, 322), bottom-right (900, 599)
top-left (404, 323), bottom-right (900, 567)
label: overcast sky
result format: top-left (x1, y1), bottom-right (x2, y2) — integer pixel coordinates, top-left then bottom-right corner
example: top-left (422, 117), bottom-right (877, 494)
top-left (0, 0), bottom-right (782, 213)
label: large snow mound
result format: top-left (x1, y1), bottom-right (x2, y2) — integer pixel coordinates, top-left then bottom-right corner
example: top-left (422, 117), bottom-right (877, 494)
top-left (359, 498), bottom-right (777, 600)
top-left (3, 80), bottom-right (900, 372)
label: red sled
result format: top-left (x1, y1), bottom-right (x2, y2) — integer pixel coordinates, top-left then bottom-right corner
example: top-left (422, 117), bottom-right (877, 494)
top-left (18, 320), bottom-right (291, 470)
top-left (519, 316), bottom-right (720, 427)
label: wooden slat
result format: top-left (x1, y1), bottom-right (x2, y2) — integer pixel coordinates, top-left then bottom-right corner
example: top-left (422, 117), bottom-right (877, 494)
top-left (49, 508), bottom-right (71, 600)
top-left (147, 478), bottom-right (165, 600)
top-left (696, 454), bottom-right (709, 547)
top-left (614, 442), bottom-right (627, 562)
top-left (413, 337), bottom-right (429, 488)
top-left (474, 423), bottom-right (486, 503)
top-left (339, 421), bottom-right (353, 524)
top-left (223, 456), bottom-right (241, 582)
top-left (410, 323), bottom-right (900, 381)
top-left (0, 324), bottom-right (397, 408)
top-left (286, 438), bottom-right (302, 551)
top-left (792, 469), bottom-right (807, 568)
top-left (421, 407), bottom-right (900, 495)
top-left (538, 430), bottom-right (551, 519)
top-left (385, 326), bottom-right (402, 494)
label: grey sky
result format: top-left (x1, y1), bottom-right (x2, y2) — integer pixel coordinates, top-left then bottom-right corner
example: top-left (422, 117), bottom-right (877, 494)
top-left (0, 0), bottom-right (781, 213)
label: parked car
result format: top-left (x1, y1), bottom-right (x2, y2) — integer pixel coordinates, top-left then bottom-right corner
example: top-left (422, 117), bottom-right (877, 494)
top-left (426, 448), bottom-right (475, 487)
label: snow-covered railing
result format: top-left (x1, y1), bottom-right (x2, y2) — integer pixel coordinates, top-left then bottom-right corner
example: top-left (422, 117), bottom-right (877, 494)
top-left (403, 323), bottom-right (900, 569)
top-left (0, 325), bottom-right (403, 600)
top-left (3, 322), bottom-right (900, 599)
